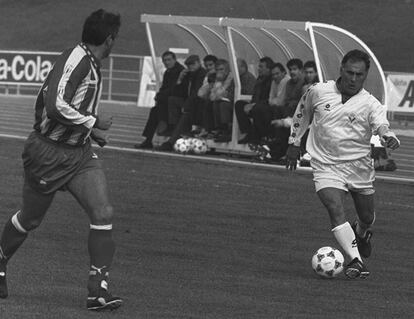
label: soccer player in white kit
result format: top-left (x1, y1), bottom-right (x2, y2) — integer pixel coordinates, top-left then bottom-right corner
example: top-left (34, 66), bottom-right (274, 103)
top-left (286, 50), bottom-right (400, 279)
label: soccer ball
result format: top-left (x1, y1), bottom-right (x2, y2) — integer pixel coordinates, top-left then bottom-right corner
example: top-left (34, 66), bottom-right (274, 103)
top-left (311, 246), bottom-right (344, 278)
top-left (174, 138), bottom-right (191, 154)
top-left (187, 138), bottom-right (199, 150)
top-left (192, 138), bottom-right (208, 154)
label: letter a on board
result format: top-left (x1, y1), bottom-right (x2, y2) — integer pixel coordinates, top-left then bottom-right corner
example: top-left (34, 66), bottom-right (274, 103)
top-left (399, 80), bottom-right (414, 107)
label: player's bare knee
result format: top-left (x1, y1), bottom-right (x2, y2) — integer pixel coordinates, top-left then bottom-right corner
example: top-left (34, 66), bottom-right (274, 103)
top-left (92, 204), bottom-right (114, 225)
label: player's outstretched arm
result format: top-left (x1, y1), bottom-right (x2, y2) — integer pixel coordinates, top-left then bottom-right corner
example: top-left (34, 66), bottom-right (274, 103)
top-left (370, 103), bottom-right (400, 150)
top-left (286, 86), bottom-right (316, 170)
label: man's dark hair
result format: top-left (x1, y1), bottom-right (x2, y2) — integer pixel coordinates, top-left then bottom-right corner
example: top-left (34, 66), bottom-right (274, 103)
top-left (82, 9), bottom-right (121, 46)
top-left (287, 58), bottom-right (303, 70)
top-left (162, 51), bottom-right (176, 60)
top-left (304, 60), bottom-right (317, 71)
top-left (272, 62), bottom-right (286, 73)
top-left (215, 58), bottom-right (229, 67)
top-left (203, 54), bottom-right (218, 64)
top-left (341, 49), bottom-right (370, 70)
top-left (259, 56), bottom-right (274, 69)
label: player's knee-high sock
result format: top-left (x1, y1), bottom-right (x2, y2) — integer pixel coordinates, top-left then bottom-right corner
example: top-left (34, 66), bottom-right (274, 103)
top-left (0, 211), bottom-right (28, 264)
top-left (332, 222), bottom-right (361, 261)
top-left (87, 224), bottom-right (115, 292)
top-left (356, 212), bottom-right (375, 237)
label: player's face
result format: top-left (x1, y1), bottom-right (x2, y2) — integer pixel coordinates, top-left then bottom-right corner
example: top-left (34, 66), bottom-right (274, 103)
top-left (204, 60), bottom-right (216, 73)
top-left (215, 64), bottom-right (228, 80)
top-left (340, 60), bottom-right (368, 96)
top-left (258, 62), bottom-right (270, 77)
top-left (288, 65), bottom-right (302, 81)
top-left (304, 67), bottom-right (317, 84)
top-left (271, 67), bottom-right (285, 83)
top-left (162, 55), bottom-right (176, 69)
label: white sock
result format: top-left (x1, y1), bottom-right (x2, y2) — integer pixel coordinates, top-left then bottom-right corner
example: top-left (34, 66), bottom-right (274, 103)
top-left (332, 222), bottom-right (361, 261)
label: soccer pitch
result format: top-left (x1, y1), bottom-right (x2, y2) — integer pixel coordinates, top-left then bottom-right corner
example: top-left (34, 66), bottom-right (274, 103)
top-left (0, 137), bottom-right (412, 318)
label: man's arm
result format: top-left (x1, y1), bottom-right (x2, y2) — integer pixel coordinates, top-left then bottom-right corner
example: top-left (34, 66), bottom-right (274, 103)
top-left (286, 87), bottom-right (316, 169)
top-left (45, 56), bottom-right (97, 129)
top-left (370, 102), bottom-right (400, 150)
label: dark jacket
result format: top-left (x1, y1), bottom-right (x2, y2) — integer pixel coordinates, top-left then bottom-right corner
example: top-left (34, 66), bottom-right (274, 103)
top-left (240, 71), bottom-right (256, 95)
top-left (251, 75), bottom-right (272, 104)
top-left (284, 76), bottom-right (305, 117)
top-left (173, 67), bottom-right (207, 99)
top-left (156, 62), bottom-right (185, 102)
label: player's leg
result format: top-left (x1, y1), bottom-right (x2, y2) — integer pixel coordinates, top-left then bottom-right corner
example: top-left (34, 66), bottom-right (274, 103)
top-left (317, 187), bottom-right (368, 278)
top-left (66, 168), bottom-right (122, 311)
top-left (0, 180), bottom-right (55, 298)
top-left (350, 191), bottom-right (375, 258)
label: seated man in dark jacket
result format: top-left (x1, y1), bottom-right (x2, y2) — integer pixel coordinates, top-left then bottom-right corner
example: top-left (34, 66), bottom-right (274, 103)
top-left (268, 58), bottom-right (305, 161)
top-left (234, 57), bottom-right (274, 144)
top-left (135, 51), bottom-right (184, 149)
top-left (159, 54), bottom-right (207, 151)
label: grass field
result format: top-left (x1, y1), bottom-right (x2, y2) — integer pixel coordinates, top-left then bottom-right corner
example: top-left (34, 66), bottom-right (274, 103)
top-left (0, 137), bottom-right (413, 318)
top-left (0, 0), bottom-right (413, 72)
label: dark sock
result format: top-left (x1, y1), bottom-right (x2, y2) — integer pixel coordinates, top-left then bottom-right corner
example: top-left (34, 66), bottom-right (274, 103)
top-left (87, 228), bottom-right (115, 293)
top-left (0, 217), bottom-right (28, 264)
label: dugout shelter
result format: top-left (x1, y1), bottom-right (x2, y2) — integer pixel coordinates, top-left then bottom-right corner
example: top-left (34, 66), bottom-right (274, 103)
top-left (141, 14), bottom-right (387, 153)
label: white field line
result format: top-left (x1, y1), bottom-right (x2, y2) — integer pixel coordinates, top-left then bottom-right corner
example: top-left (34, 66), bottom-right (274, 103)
top-left (1, 132), bottom-right (414, 185)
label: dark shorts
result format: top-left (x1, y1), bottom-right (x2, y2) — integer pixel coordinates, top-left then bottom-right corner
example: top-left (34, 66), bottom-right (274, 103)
top-left (22, 131), bottom-right (102, 194)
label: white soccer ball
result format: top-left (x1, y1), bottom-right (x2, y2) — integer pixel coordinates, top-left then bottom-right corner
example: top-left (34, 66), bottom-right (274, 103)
top-left (311, 246), bottom-right (344, 278)
top-left (192, 138), bottom-right (208, 154)
top-left (188, 138), bottom-right (199, 150)
top-left (174, 138), bottom-right (191, 154)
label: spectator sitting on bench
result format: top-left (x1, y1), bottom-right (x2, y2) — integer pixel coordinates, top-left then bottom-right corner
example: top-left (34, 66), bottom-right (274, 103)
top-left (158, 54), bottom-right (207, 151)
top-left (135, 51), bottom-right (184, 149)
top-left (191, 55), bottom-right (218, 136)
top-left (237, 58), bottom-right (256, 96)
top-left (235, 57), bottom-right (273, 144)
top-left (248, 62), bottom-right (290, 144)
top-left (195, 55), bottom-right (218, 137)
top-left (269, 58), bottom-right (304, 161)
top-left (210, 59), bottom-right (235, 143)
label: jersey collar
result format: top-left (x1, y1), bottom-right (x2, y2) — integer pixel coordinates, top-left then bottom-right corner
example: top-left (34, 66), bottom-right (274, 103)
top-left (79, 43), bottom-right (100, 69)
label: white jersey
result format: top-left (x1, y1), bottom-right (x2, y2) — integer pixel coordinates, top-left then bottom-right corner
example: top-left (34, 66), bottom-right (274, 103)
top-left (289, 80), bottom-right (389, 164)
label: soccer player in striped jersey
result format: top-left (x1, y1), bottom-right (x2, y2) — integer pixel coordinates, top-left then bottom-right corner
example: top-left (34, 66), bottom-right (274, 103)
top-left (286, 50), bottom-right (400, 279)
top-left (0, 9), bottom-right (122, 310)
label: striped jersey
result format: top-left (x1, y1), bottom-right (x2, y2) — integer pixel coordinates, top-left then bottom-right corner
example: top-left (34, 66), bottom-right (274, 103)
top-left (289, 80), bottom-right (389, 164)
top-left (33, 43), bottom-right (101, 146)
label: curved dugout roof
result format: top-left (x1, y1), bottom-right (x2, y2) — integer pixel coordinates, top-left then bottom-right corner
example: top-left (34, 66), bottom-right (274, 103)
top-left (141, 14), bottom-right (387, 104)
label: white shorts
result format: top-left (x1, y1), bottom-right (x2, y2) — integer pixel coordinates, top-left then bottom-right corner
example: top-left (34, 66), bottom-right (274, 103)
top-left (311, 156), bottom-right (375, 195)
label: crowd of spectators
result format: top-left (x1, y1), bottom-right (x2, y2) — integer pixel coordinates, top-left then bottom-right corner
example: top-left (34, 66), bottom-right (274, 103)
top-left (135, 51), bottom-right (319, 162)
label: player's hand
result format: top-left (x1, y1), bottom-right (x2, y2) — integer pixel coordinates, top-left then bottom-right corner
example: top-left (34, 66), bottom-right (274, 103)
top-left (94, 114), bottom-right (113, 130)
top-left (381, 132), bottom-right (400, 150)
top-left (286, 144), bottom-right (301, 170)
top-left (90, 129), bottom-right (109, 147)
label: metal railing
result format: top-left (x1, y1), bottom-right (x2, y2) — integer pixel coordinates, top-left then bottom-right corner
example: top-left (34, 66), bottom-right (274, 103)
top-left (0, 51), bottom-right (144, 105)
